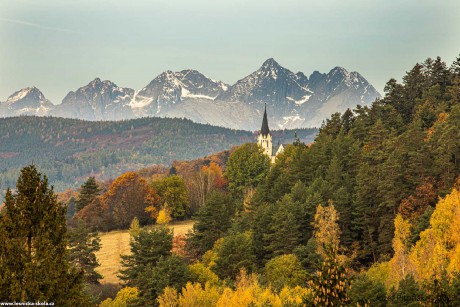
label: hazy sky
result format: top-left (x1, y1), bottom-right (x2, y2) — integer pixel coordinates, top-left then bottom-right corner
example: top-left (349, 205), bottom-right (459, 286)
top-left (1, 0), bottom-right (459, 103)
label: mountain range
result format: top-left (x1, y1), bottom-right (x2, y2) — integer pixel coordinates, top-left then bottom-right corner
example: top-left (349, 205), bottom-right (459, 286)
top-left (0, 59), bottom-right (380, 130)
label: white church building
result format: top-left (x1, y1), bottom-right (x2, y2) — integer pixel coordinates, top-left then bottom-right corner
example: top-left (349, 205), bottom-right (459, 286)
top-left (257, 106), bottom-right (284, 163)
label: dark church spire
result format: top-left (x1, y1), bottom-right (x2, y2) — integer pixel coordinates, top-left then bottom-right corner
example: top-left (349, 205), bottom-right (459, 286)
top-left (261, 104), bottom-right (270, 137)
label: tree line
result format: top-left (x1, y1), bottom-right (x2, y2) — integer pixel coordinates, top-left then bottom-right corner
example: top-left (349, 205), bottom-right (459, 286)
top-left (0, 115), bottom-right (316, 196)
top-left (1, 54), bottom-right (460, 305)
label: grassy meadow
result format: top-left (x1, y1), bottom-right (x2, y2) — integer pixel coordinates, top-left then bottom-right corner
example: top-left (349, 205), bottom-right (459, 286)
top-left (95, 220), bottom-right (195, 284)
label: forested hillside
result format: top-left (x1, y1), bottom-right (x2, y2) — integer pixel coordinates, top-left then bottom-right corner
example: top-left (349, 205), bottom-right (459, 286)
top-left (2, 55), bottom-right (460, 306)
top-left (251, 55), bottom-right (460, 267)
top-left (85, 54), bottom-right (460, 306)
top-left (0, 116), bottom-right (316, 196)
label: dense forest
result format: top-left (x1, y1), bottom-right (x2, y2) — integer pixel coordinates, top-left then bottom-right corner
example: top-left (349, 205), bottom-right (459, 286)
top-left (0, 116), bottom-right (317, 196)
top-left (1, 54), bottom-right (460, 306)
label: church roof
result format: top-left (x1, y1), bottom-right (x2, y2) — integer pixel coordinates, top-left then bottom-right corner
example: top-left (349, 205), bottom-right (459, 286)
top-left (261, 105), bottom-right (270, 137)
top-left (273, 143), bottom-right (285, 153)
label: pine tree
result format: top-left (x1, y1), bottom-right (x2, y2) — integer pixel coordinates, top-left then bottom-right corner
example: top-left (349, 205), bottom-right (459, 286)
top-left (0, 165), bottom-right (87, 304)
top-left (450, 54), bottom-right (460, 77)
top-left (67, 220), bottom-right (103, 284)
top-left (76, 176), bottom-right (100, 212)
top-left (264, 193), bottom-right (307, 257)
top-left (309, 256), bottom-right (351, 306)
top-left (137, 255), bottom-right (190, 306)
top-left (349, 274), bottom-right (387, 307)
top-left (213, 232), bottom-right (256, 279)
top-left (389, 275), bottom-right (424, 307)
top-left (185, 191), bottom-right (236, 258)
top-left (119, 227), bottom-right (173, 286)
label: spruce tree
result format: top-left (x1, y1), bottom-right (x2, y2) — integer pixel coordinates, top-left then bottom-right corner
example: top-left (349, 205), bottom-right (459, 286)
top-left (76, 176), bottom-right (100, 212)
top-left (137, 255), bottom-right (190, 305)
top-left (185, 191), bottom-right (235, 258)
top-left (0, 165), bottom-right (87, 304)
top-left (68, 220), bottom-right (103, 284)
top-left (389, 275), bottom-right (425, 307)
top-left (118, 227), bottom-right (173, 286)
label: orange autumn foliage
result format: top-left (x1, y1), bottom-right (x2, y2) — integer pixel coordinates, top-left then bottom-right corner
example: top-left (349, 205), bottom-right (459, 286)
top-left (172, 234), bottom-right (187, 258)
top-left (398, 180), bottom-right (437, 219)
top-left (76, 172), bottom-right (160, 230)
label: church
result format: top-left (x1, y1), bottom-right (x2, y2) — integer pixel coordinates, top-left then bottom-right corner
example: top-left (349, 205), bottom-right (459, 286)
top-left (257, 106), bottom-right (284, 163)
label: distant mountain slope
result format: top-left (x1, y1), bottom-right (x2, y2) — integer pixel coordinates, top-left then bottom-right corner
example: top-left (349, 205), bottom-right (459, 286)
top-left (0, 59), bottom-right (380, 129)
top-left (0, 87), bottom-right (54, 117)
top-left (129, 70), bottom-right (229, 117)
top-left (52, 78), bottom-right (135, 120)
top-left (0, 116), bottom-right (317, 196)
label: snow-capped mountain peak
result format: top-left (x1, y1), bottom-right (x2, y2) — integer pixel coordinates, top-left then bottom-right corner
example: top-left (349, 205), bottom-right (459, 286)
top-left (217, 58), bottom-right (312, 112)
top-left (51, 78), bottom-right (135, 120)
top-left (1, 59), bottom-right (381, 130)
top-left (130, 69), bottom-right (230, 115)
top-left (1, 86), bottom-right (54, 116)
top-left (6, 87), bottom-right (45, 104)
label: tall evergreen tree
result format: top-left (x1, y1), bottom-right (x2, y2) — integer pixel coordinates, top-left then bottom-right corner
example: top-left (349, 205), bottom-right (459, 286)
top-left (119, 227), bottom-right (173, 286)
top-left (76, 176), bottom-right (100, 212)
top-left (67, 220), bottom-right (103, 284)
top-left (137, 255), bottom-right (190, 306)
top-left (0, 165), bottom-right (87, 304)
top-left (185, 191), bottom-right (236, 258)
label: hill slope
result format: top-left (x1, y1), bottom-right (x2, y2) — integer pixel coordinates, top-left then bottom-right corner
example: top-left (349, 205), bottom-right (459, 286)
top-left (0, 116), bottom-right (317, 195)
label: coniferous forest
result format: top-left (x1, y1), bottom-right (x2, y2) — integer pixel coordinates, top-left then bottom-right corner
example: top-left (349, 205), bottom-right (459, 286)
top-left (1, 55), bottom-right (460, 306)
top-left (0, 116), bottom-right (316, 195)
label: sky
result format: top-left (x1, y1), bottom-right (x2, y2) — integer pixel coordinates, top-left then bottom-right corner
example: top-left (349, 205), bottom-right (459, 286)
top-left (1, 0), bottom-right (460, 103)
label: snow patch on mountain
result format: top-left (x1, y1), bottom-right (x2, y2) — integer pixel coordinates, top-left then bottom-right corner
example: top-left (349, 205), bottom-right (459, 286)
top-left (2, 59), bottom-right (381, 130)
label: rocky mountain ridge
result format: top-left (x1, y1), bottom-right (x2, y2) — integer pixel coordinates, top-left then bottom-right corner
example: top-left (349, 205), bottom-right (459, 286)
top-left (0, 59), bottom-right (380, 129)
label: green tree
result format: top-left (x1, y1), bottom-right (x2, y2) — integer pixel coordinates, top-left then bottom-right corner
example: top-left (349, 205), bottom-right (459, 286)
top-left (0, 165), bottom-right (88, 304)
top-left (153, 175), bottom-right (190, 219)
top-left (213, 232), bottom-right (256, 280)
top-left (389, 275), bottom-right (424, 307)
top-left (451, 273), bottom-right (460, 306)
top-left (309, 256), bottom-right (351, 306)
top-left (293, 238), bottom-right (322, 274)
top-left (264, 193), bottom-right (308, 257)
top-left (119, 227), bottom-right (173, 286)
top-left (67, 220), bottom-right (103, 284)
top-left (76, 176), bottom-right (100, 212)
top-left (349, 274), bottom-right (387, 307)
top-left (138, 255), bottom-right (190, 306)
top-left (423, 271), bottom-right (453, 307)
top-left (264, 254), bottom-right (307, 291)
top-left (225, 143), bottom-right (270, 202)
top-left (186, 191), bottom-right (236, 258)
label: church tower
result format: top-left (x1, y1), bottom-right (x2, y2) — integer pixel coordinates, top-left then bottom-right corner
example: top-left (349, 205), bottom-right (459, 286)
top-left (257, 105), bottom-right (273, 158)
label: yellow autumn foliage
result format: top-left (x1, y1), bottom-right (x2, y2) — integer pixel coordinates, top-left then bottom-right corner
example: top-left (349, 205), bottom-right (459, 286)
top-left (389, 214), bottom-right (414, 285)
top-left (157, 269), bottom-right (310, 307)
top-left (409, 186), bottom-right (460, 280)
top-left (367, 259), bottom-right (392, 291)
top-left (375, 185), bottom-right (460, 291)
top-left (313, 203), bottom-right (341, 258)
top-left (99, 287), bottom-right (138, 307)
top-left (188, 262), bottom-right (220, 286)
top-left (156, 207), bottom-right (172, 225)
